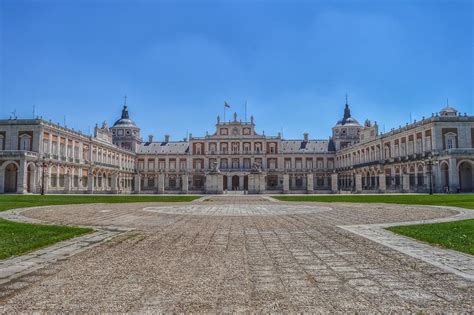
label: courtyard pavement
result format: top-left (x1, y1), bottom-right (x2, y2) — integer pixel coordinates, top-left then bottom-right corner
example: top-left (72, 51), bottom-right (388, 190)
top-left (0, 196), bottom-right (473, 313)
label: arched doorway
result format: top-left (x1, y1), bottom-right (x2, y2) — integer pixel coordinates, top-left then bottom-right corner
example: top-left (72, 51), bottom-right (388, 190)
top-left (27, 163), bottom-right (35, 193)
top-left (4, 163), bottom-right (18, 193)
top-left (223, 175), bottom-right (228, 191)
top-left (459, 161), bottom-right (473, 192)
top-left (232, 175), bottom-right (239, 190)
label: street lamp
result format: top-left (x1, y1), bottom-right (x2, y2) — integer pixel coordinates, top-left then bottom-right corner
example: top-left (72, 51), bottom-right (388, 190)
top-left (41, 161), bottom-right (48, 195)
top-left (426, 154), bottom-right (438, 195)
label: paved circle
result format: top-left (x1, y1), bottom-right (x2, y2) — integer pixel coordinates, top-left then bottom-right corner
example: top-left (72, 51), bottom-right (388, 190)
top-left (142, 204), bottom-right (333, 216)
top-left (0, 196), bottom-right (472, 313)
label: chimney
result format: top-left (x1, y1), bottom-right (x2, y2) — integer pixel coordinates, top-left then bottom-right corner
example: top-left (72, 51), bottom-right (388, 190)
top-left (164, 134), bottom-right (170, 143)
top-left (148, 134), bottom-right (153, 143)
top-left (304, 133), bottom-right (309, 141)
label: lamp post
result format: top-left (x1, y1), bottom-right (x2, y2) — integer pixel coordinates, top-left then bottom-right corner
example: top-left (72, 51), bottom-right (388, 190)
top-left (41, 160), bottom-right (47, 195)
top-left (426, 154), bottom-right (438, 195)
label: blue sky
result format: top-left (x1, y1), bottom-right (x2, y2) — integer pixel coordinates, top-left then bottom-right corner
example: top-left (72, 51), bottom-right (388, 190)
top-left (1, 0), bottom-right (472, 141)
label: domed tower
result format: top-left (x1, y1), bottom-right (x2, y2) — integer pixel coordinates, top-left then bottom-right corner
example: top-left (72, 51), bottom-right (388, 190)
top-left (332, 98), bottom-right (362, 150)
top-left (110, 97), bottom-right (142, 152)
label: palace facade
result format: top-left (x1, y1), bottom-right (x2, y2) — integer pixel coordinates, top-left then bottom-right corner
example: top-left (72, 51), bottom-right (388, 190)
top-left (0, 101), bottom-right (472, 194)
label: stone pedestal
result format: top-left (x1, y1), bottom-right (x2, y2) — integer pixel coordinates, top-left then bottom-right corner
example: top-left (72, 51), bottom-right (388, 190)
top-left (157, 174), bottom-right (165, 194)
top-left (248, 173), bottom-right (265, 194)
top-left (402, 174), bottom-right (410, 192)
top-left (87, 173), bottom-right (94, 193)
top-left (355, 174), bottom-right (362, 193)
top-left (331, 173), bottom-right (338, 193)
top-left (64, 173), bottom-right (72, 193)
top-left (111, 174), bottom-right (118, 194)
top-left (282, 174), bottom-right (290, 194)
top-left (181, 174), bottom-right (189, 194)
top-left (378, 173), bottom-right (386, 192)
top-left (133, 174), bottom-right (141, 193)
top-left (205, 173), bottom-right (223, 194)
top-left (306, 174), bottom-right (314, 193)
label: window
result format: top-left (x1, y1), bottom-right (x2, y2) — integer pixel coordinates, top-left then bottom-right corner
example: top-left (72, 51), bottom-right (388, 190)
top-left (220, 159), bottom-right (228, 169)
top-left (148, 160), bottom-right (155, 171)
top-left (447, 137), bottom-right (454, 149)
top-left (445, 133), bottom-right (457, 149)
top-left (19, 134), bottom-right (31, 151)
top-left (138, 160), bottom-right (145, 171)
top-left (43, 140), bottom-right (49, 153)
top-left (169, 160), bottom-right (176, 170)
top-left (0, 135), bottom-right (4, 150)
top-left (269, 144), bottom-right (276, 154)
top-left (180, 160), bottom-right (187, 170)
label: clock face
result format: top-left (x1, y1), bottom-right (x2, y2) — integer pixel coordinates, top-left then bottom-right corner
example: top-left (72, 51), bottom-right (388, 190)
top-left (232, 127), bottom-right (239, 136)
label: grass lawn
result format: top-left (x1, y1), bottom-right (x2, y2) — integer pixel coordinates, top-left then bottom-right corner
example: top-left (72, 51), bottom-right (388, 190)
top-left (272, 194), bottom-right (474, 210)
top-left (0, 194), bottom-right (201, 212)
top-left (0, 218), bottom-right (93, 259)
top-left (387, 219), bottom-right (474, 255)
top-left (273, 194), bottom-right (474, 255)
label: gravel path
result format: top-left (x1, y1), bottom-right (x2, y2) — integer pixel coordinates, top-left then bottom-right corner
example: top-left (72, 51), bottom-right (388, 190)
top-left (0, 196), bottom-right (472, 313)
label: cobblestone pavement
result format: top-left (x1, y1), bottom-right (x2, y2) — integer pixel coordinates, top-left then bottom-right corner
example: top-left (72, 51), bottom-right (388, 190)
top-left (0, 196), bottom-right (473, 313)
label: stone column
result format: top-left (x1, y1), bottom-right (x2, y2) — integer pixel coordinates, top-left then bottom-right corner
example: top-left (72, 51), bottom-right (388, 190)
top-left (306, 173), bottom-right (314, 193)
top-left (282, 173), bottom-right (290, 194)
top-left (239, 175), bottom-right (244, 190)
top-left (133, 174), bottom-right (141, 193)
top-left (227, 176), bottom-right (232, 191)
top-left (331, 173), bottom-right (338, 193)
top-left (157, 174), bottom-right (165, 193)
top-left (378, 173), bottom-right (386, 192)
top-left (355, 174), bottom-right (362, 193)
top-left (402, 174), bottom-right (410, 192)
top-left (448, 158), bottom-right (459, 192)
top-left (181, 174), bottom-right (189, 194)
top-left (17, 159), bottom-right (28, 194)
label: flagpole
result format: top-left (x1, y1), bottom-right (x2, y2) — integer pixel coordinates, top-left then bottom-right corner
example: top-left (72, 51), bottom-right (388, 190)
top-left (224, 103), bottom-right (226, 123)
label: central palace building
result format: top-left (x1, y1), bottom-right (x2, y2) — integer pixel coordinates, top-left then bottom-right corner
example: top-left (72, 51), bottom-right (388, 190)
top-left (0, 100), bottom-right (473, 194)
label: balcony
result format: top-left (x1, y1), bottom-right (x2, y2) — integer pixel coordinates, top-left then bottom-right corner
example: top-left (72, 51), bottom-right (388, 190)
top-left (0, 150), bottom-right (39, 159)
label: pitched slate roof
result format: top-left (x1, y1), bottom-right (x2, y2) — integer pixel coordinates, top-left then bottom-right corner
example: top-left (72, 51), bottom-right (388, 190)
top-left (137, 142), bottom-right (189, 154)
top-left (281, 140), bottom-right (334, 153)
